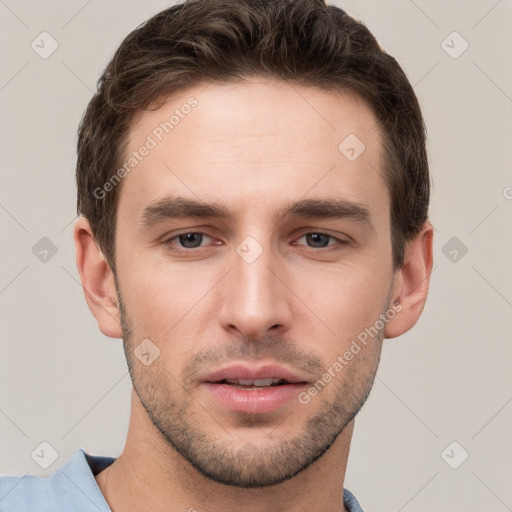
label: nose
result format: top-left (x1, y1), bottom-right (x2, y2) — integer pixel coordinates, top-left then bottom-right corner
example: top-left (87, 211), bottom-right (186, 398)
top-left (217, 240), bottom-right (293, 340)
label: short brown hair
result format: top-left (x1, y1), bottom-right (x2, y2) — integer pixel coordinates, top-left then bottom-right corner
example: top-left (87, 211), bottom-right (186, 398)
top-left (76, 0), bottom-right (430, 272)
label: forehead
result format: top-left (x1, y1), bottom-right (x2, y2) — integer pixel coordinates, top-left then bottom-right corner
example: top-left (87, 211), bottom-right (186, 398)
top-left (118, 79), bottom-right (388, 223)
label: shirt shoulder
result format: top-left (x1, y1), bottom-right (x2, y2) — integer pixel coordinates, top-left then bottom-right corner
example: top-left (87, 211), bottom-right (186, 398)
top-left (0, 448), bottom-right (115, 512)
top-left (343, 487), bottom-right (366, 512)
top-left (0, 473), bottom-right (52, 511)
top-left (1, 452), bottom-right (362, 512)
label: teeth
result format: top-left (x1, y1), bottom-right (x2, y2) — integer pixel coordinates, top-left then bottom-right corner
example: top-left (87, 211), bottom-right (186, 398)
top-left (225, 378), bottom-right (285, 386)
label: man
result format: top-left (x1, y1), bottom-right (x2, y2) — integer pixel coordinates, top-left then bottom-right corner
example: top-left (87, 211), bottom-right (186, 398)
top-left (0, 0), bottom-right (433, 510)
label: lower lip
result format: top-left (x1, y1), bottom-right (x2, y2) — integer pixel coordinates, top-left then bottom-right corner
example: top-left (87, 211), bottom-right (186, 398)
top-left (202, 382), bottom-right (307, 414)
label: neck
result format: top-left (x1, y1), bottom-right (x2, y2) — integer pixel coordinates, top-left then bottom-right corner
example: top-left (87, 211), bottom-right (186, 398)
top-left (95, 389), bottom-right (354, 512)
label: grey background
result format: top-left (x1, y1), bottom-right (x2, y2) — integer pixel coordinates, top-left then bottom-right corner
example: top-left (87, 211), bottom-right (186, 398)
top-left (1, 1), bottom-right (511, 511)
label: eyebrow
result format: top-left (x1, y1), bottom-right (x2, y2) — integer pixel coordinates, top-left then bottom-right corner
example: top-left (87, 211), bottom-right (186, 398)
top-left (139, 195), bottom-right (373, 230)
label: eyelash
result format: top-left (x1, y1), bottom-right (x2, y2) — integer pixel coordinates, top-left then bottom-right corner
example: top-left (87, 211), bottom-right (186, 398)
top-left (162, 231), bottom-right (349, 254)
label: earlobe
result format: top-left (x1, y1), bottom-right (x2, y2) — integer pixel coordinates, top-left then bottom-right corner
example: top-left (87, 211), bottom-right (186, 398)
top-left (384, 221), bottom-right (434, 339)
top-left (73, 216), bottom-right (123, 339)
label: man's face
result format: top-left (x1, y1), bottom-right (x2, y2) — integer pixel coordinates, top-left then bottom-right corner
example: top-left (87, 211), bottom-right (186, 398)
top-left (114, 80), bottom-right (398, 487)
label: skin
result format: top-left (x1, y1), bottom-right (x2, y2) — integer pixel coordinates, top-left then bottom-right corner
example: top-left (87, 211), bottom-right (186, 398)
top-left (74, 79), bottom-right (433, 512)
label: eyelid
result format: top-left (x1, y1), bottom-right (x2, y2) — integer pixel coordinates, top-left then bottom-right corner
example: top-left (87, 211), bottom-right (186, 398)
top-left (293, 231), bottom-right (349, 247)
top-left (162, 229), bottom-right (349, 253)
top-left (291, 225), bottom-right (350, 241)
top-left (163, 230), bottom-right (216, 248)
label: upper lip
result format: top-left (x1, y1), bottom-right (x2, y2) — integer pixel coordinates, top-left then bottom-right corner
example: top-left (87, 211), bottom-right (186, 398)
top-left (200, 364), bottom-right (309, 384)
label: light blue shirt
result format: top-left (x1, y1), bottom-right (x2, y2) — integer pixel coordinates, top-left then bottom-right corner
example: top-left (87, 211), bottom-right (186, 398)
top-left (0, 448), bottom-right (365, 511)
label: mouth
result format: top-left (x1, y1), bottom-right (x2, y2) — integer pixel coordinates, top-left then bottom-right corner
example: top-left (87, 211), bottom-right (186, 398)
top-left (200, 364), bottom-right (309, 414)
top-left (214, 377), bottom-right (292, 389)
top-left (201, 363), bottom-right (308, 386)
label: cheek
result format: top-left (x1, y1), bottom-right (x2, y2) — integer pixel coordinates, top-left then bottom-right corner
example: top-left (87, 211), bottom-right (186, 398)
top-left (119, 257), bottom-right (206, 339)
top-left (293, 261), bottom-right (390, 338)
top-left (117, 234), bottom-right (392, 348)
top-left (290, 263), bottom-right (389, 382)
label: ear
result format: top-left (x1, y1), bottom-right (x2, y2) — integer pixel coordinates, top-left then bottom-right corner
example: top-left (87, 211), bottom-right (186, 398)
top-left (384, 221), bottom-right (434, 339)
top-left (73, 216), bottom-right (123, 339)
